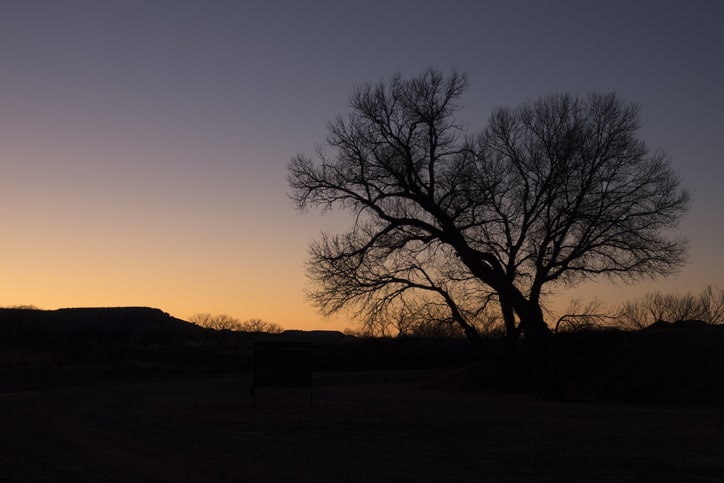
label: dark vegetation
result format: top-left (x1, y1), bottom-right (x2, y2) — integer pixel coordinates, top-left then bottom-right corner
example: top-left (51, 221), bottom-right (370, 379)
top-left (288, 69), bottom-right (690, 398)
top-left (2, 306), bottom-right (722, 405)
top-left (188, 313), bottom-right (284, 333)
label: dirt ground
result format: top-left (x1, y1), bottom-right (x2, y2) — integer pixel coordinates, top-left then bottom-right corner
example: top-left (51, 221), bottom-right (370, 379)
top-left (1, 369), bottom-right (723, 482)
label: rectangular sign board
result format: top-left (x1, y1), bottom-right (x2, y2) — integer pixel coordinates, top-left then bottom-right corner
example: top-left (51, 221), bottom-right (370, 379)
top-left (251, 341), bottom-right (313, 407)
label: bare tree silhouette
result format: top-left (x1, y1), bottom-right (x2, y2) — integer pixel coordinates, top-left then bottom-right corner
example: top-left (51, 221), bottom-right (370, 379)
top-left (554, 299), bottom-right (616, 334)
top-left (289, 69), bottom-right (689, 396)
top-left (188, 314), bottom-right (283, 333)
top-left (616, 286), bottom-right (724, 329)
top-left (189, 313), bottom-right (240, 330)
top-left (238, 318), bottom-right (284, 334)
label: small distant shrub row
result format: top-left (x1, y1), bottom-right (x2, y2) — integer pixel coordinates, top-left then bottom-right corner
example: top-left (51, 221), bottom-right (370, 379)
top-left (188, 313), bottom-right (284, 333)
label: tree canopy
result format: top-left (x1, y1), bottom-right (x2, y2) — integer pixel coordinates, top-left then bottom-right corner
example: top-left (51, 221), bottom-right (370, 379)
top-left (289, 69), bottom-right (689, 349)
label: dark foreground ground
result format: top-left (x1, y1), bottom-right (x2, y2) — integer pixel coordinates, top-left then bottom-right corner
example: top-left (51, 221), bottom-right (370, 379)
top-left (2, 369), bottom-right (723, 482)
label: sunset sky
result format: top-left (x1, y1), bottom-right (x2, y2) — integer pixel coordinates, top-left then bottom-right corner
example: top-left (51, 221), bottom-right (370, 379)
top-left (1, 1), bottom-right (722, 330)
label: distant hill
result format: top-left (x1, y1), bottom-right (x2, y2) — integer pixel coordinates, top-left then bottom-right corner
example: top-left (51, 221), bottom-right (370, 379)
top-left (0, 307), bottom-right (223, 371)
top-left (0, 306), bottom-right (207, 343)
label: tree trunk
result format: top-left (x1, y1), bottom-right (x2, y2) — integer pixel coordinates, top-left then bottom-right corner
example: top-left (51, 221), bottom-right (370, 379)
top-left (500, 287), bottom-right (564, 400)
top-left (520, 304), bottom-right (564, 400)
top-left (500, 297), bottom-right (519, 391)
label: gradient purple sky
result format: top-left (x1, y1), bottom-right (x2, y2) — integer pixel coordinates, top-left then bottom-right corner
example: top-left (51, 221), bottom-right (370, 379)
top-left (1, 1), bottom-right (722, 330)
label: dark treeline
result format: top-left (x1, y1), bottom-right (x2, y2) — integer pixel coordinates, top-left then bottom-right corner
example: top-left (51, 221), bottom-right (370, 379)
top-left (1, 306), bottom-right (723, 404)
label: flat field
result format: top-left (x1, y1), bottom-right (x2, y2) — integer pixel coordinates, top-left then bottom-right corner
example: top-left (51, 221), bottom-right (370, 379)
top-left (2, 369), bottom-right (723, 482)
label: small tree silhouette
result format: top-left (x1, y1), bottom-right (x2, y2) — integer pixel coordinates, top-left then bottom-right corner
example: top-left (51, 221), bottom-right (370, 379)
top-left (616, 286), bottom-right (724, 329)
top-left (189, 314), bottom-right (284, 333)
top-left (238, 318), bottom-right (284, 334)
